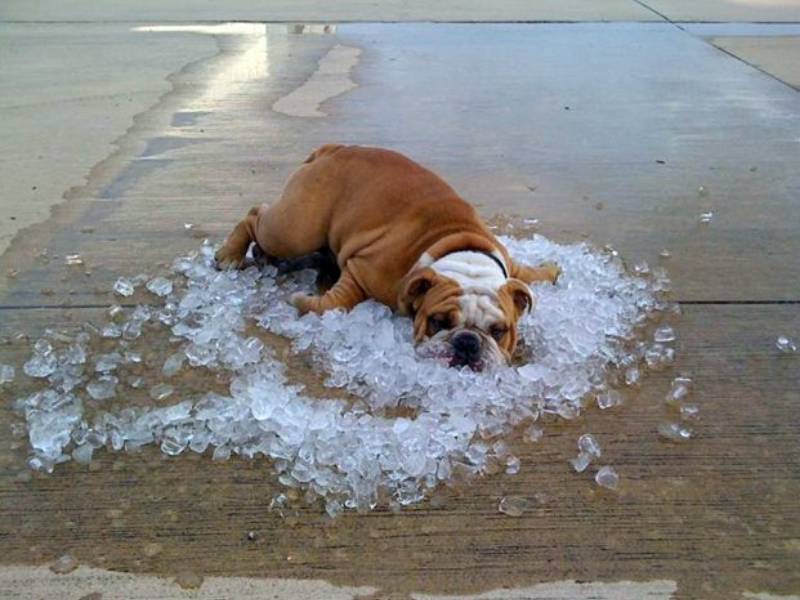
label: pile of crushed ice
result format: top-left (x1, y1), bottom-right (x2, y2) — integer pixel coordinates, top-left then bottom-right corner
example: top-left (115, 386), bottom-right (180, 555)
top-left (11, 235), bottom-right (676, 514)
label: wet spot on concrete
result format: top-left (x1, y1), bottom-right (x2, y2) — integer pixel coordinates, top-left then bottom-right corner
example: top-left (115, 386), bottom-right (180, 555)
top-left (99, 159), bottom-right (170, 199)
top-left (272, 44), bottom-right (361, 118)
top-left (140, 136), bottom-right (205, 159)
top-left (170, 111), bottom-right (211, 127)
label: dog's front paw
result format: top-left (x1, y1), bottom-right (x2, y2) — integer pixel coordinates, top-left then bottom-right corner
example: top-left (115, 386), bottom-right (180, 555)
top-left (290, 292), bottom-right (318, 315)
top-left (214, 245), bottom-right (246, 270)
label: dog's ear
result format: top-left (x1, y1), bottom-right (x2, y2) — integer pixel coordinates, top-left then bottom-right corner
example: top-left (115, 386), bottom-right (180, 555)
top-left (501, 278), bottom-right (536, 318)
top-left (398, 267), bottom-right (438, 316)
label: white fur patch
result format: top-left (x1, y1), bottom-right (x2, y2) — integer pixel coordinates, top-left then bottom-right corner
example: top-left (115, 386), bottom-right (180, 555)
top-left (429, 251), bottom-right (508, 329)
top-left (429, 251), bottom-right (506, 292)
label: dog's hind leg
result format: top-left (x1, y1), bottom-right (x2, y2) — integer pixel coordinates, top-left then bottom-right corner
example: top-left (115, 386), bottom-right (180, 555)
top-left (291, 267), bottom-right (366, 315)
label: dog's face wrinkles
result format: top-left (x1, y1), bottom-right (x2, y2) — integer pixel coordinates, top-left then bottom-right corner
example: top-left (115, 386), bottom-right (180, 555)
top-left (399, 252), bottom-right (534, 371)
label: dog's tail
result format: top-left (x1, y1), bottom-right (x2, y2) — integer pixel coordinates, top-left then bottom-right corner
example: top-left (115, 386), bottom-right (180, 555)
top-left (303, 143), bottom-right (346, 164)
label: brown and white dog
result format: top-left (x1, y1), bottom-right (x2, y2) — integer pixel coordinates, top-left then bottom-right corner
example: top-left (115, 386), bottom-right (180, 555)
top-left (216, 145), bottom-right (559, 370)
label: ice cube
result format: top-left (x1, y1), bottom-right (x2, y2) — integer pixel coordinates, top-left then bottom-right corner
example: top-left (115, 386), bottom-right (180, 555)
top-left (524, 424), bottom-right (543, 443)
top-left (72, 443), bottom-right (94, 464)
top-left (101, 324), bottom-right (122, 338)
top-left (578, 433), bottom-right (601, 458)
top-left (162, 353), bottom-right (185, 377)
top-left (570, 452), bottom-right (592, 473)
top-left (23, 354), bottom-right (57, 378)
top-left (86, 376), bottom-right (118, 400)
top-left (505, 455), bottom-right (521, 475)
top-left (653, 325), bottom-right (676, 343)
top-left (146, 276), bottom-right (173, 297)
top-left (596, 390), bottom-right (623, 409)
top-left (0, 364), bottom-right (15, 384)
top-left (624, 367), bottom-right (640, 387)
top-left (595, 466), bottom-right (619, 490)
top-left (679, 403), bottom-right (700, 420)
top-left (776, 336), bottom-right (797, 354)
top-left (657, 422), bottom-right (693, 442)
top-left (665, 376), bottom-right (692, 405)
top-left (49, 554), bottom-right (78, 575)
top-left (498, 495), bottom-right (527, 517)
top-left (113, 277), bottom-right (135, 297)
top-left (95, 352), bottom-right (123, 373)
top-left (149, 383), bottom-right (174, 400)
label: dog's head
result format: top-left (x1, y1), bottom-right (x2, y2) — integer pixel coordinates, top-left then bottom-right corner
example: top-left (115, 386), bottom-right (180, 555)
top-left (398, 253), bottom-right (534, 371)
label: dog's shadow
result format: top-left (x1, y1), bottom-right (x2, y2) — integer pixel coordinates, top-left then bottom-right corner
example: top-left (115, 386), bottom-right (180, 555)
top-left (250, 244), bottom-right (341, 293)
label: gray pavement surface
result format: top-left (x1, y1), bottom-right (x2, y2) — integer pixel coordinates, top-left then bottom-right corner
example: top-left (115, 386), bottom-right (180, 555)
top-left (1, 3), bottom-right (800, 600)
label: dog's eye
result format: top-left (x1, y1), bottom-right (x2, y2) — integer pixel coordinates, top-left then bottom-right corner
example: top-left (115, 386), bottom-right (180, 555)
top-left (428, 314), bottom-right (450, 335)
top-left (490, 325), bottom-right (508, 341)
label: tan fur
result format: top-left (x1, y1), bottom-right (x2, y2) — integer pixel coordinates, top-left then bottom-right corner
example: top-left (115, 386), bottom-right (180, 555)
top-left (216, 145), bottom-right (558, 357)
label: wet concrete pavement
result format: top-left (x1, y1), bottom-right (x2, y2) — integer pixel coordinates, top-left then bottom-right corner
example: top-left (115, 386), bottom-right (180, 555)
top-left (1, 6), bottom-right (800, 600)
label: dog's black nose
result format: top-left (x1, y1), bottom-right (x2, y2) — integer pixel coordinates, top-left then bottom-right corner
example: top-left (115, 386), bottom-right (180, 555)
top-left (452, 331), bottom-right (481, 362)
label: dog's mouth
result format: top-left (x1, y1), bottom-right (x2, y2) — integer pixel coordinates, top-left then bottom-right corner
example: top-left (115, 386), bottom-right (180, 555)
top-left (448, 356), bottom-right (485, 372)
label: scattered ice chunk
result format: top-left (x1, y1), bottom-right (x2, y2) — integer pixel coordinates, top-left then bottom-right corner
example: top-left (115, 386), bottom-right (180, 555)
top-left (679, 403), bottom-right (700, 420)
top-left (658, 249), bottom-right (671, 259)
top-left (578, 433), bottom-right (601, 458)
top-left (624, 367), bottom-right (641, 387)
top-left (524, 424), bottom-right (543, 443)
top-left (570, 452), bottom-right (592, 473)
top-left (64, 254), bottom-right (84, 266)
top-left (95, 352), bottom-right (123, 373)
top-left (697, 186), bottom-right (709, 197)
top-left (162, 353), bottom-right (185, 377)
top-left (86, 376), bottom-right (118, 400)
top-left (595, 466), bottom-right (619, 490)
top-left (657, 422), bottom-right (693, 442)
top-left (325, 499), bottom-right (343, 519)
top-left (0, 364), bottom-right (15, 384)
top-left (498, 495), bottom-right (527, 517)
top-left (699, 212), bottom-right (713, 224)
top-left (49, 554), bottom-right (78, 575)
top-left (653, 325), bottom-right (676, 343)
top-left (505, 455), bottom-right (521, 475)
top-left (175, 571), bottom-right (204, 590)
top-left (184, 223), bottom-right (195, 230)
top-left (776, 336), bottom-right (797, 354)
top-left (665, 376), bottom-right (692, 406)
top-left (72, 443), bottom-right (94, 464)
top-left (23, 342), bottom-right (57, 378)
top-left (143, 542), bottom-right (163, 558)
top-left (101, 324), bottom-right (122, 338)
top-left (113, 277), bottom-right (135, 297)
top-left (149, 383), bottom-right (174, 400)
top-left (596, 389), bottom-right (623, 409)
top-left (146, 276), bottom-right (173, 297)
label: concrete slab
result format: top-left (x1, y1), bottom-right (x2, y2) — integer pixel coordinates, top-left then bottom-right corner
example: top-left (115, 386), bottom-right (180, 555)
top-left (0, 24), bottom-right (216, 255)
top-left (0, 0), bottom-right (660, 23)
top-left (641, 0), bottom-right (800, 22)
top-left (710, 36), bottom-right (800, 89)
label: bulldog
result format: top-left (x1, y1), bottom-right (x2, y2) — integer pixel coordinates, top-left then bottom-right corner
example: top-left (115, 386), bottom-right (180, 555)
top-left (216, 145), bottom-right (559, 370)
